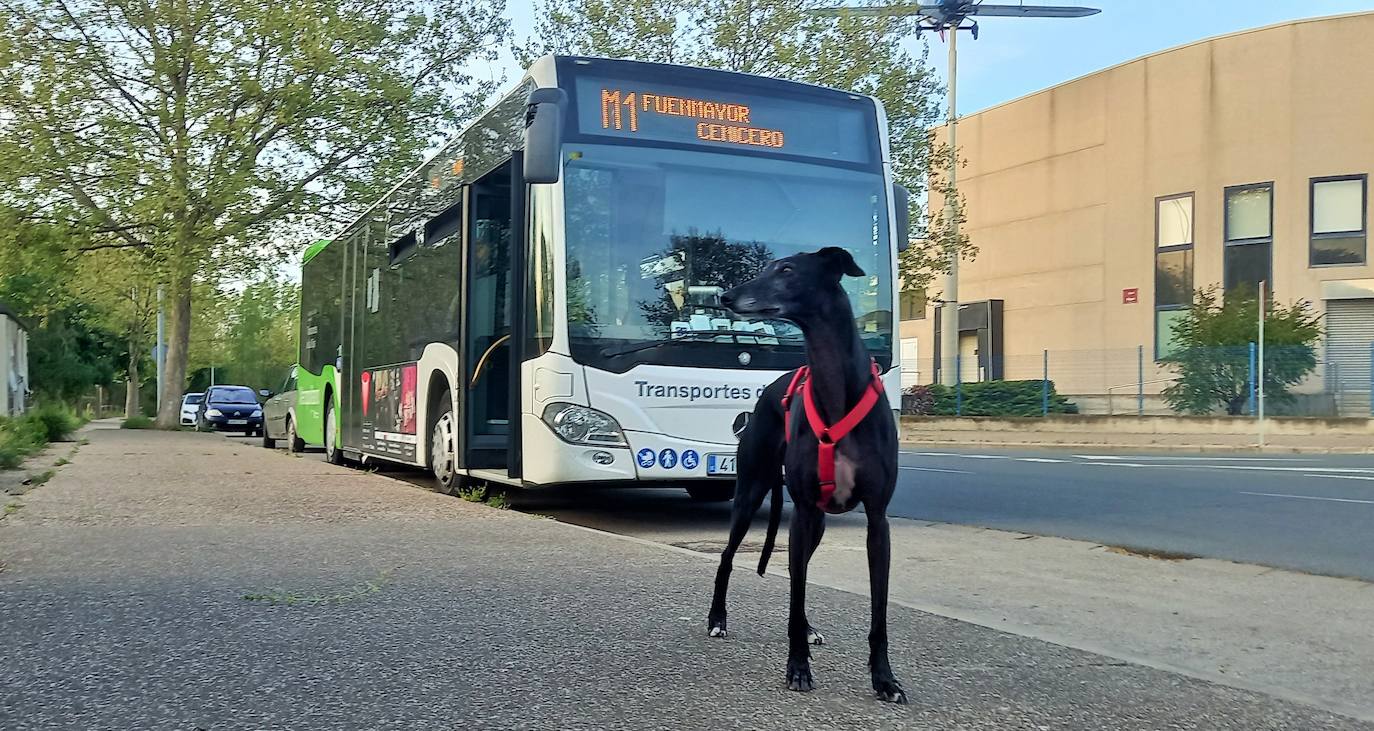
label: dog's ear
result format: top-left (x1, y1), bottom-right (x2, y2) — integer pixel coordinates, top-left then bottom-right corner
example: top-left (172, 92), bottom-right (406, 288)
top-left (817, 246), bottom-right (865, 278)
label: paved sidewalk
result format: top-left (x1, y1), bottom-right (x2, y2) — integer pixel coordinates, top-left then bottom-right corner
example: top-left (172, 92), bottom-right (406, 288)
top-left (1, 426), bottom-right (1369, 729)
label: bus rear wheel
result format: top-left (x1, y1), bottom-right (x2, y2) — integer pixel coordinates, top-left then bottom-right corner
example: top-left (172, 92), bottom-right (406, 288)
top-left (686, 484), bottom-right (734, 503)
top-left (430, 394), bottom-right (459, 495)
top-left (324, 398), bottom-right (344, 465)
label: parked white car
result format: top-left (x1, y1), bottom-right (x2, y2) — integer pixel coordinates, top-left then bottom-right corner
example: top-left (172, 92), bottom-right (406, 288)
top-left (179, 392), bottom-right (204, 425)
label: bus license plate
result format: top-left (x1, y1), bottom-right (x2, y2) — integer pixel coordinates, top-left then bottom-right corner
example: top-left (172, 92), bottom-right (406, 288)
top-left (227, 419), bottom-right (247, 425)
top-left (707, 454), bottom-right (736, 476)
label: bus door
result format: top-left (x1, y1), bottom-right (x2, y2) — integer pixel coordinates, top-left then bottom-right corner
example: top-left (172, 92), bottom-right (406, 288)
top-left (462, 162), bottom-right (517, 471)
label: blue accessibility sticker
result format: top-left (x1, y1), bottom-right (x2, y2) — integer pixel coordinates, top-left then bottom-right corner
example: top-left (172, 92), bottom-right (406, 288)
top-left (658, 448), bottom-right (678, 469)
top-left (681, 450), bottom-right (700, 470)
top-left (636, 448), bottom-right (656, 468)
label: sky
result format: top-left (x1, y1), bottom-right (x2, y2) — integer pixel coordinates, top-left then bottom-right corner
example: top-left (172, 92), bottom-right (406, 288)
top-left (488, 0), bottom-right (1374, 116)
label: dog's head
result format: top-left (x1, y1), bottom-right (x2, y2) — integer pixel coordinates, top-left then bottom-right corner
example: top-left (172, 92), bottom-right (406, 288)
top-left (721, 247), bottom-right (865, 322)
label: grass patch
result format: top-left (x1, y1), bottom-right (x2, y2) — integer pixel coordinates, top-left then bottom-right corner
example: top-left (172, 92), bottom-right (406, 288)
top-left (2, 501), bottom-right (21, 517)
top-left (25, 469), bottom-right (55, 486)
top-left (455, 483), bottom-right (509, 509)
top-left (120, 415), bottom-right (155, 429)
top-left (0, 403), bottom-right (83, 470)
top-left (53, 457), bottom-right (69, 467)
top-left (241, 569), bottom-right (393, 606)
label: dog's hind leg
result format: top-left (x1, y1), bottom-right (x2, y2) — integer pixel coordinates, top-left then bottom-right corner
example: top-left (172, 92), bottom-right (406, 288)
top-left (707, 470), bottom-right (775, 638)
top-left (865, 510), bottom-right (907, 704)
top-left (785, 506), bottom-right (823, 692)
top-left (803, 517), bottom-right (826, 646)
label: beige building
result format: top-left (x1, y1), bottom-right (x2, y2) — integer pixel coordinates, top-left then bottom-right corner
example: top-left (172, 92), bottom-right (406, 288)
top-left (900, 11), bottom-right (1374, 415)
top-left (1, 301), bottom-right (29, 417)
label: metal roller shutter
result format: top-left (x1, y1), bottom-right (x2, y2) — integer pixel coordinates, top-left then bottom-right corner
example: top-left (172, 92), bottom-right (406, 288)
top-left (1324, 299), bottom-right (1374, 416)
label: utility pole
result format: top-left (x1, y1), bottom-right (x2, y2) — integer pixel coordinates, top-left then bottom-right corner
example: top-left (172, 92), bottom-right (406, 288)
top-left (939, 25), bottom-right (960, 385)
top-left (155, 286), bottom-right (165, 412)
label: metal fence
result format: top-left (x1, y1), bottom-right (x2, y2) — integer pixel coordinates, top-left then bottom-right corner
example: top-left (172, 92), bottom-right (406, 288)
top-left (902, 342), bottom-right (1374, 418)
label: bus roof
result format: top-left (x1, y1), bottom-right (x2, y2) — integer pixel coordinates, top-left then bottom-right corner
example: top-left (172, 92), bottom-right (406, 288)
top-left (301, 238), bottom-right (332, 265)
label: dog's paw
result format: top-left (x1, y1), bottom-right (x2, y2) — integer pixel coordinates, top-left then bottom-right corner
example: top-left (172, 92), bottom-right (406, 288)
top-left (873, 679), bottom-right (908, 704)
top-left (806, 627), bottom-right (825, 646)
top-left (708, 623), bottom-right (728, 639)
top-left (786, 659), bottom-right (815, 692)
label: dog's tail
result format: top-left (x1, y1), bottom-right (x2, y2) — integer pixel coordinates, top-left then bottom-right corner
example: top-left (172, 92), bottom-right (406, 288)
top-left (757, 480), bottom-right (783, 576)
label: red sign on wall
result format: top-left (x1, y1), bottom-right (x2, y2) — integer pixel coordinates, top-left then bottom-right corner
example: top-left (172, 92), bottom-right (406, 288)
top-left (1122, 287), bottom-right (1139, 305)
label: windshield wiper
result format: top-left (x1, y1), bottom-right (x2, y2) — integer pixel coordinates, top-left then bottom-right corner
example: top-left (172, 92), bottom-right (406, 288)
top-left (600, 330), bottom-right (802, 358)
top-left (600, 331), bottom-right (730, 358)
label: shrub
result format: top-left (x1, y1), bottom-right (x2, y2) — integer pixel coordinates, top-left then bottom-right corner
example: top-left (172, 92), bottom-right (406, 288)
top-left (27, 402), bottom-right (82, 442)
top-left (903, 380), bottom-right (1077, 417)
top-left (121, 415), bottom-right (155, 430)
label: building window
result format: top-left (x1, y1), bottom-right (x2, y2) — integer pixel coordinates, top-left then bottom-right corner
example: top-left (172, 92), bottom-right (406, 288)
top-left (899, 289), bottom-right (926, 320)
top-left (1155, 193), bottom-right (1193, 358)
top-left (1224, 183), bottom-right (1273, 294)
top-left (1310, 175), bottom-right (1367, 266)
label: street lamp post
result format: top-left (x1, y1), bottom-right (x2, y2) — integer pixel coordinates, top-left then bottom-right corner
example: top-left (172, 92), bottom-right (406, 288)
top-left (939, 25), bottom-right (959, 385)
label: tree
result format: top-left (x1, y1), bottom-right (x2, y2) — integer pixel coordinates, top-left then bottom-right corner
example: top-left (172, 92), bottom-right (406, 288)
top-left (0, 0), bottom-right (509, 426)
top-left (69, 249), bottom-right (159, 416)
top-left (519, 0), bottom-right (972, 296)
top-left (0, 206), bottom-right (125, 403)
top-left (1161, 287), bottom-right (1323, 416)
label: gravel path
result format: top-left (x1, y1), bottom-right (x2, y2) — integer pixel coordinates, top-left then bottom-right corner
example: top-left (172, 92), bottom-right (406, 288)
top-left (1, 425), bottom-right (1367, 730)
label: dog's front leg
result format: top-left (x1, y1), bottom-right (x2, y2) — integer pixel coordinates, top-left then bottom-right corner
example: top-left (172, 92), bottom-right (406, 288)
top-left (786, 506), bottom-right (822, 692)
top-left (865, 511), bottom-right (907, 703)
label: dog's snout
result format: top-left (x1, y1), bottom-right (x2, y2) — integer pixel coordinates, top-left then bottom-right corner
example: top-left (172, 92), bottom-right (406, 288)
top-left (720, 291), bottom-right (736, 308)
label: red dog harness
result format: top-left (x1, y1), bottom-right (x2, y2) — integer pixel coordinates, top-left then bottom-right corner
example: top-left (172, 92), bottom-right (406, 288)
top-left (781, 360), bottom-right (884, 512)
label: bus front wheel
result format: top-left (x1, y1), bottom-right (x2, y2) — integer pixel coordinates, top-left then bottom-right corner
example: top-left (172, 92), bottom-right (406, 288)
top-left (686, 484), bottom-right (734, 503)
top-left (430, 395), bottom-right (459, 495)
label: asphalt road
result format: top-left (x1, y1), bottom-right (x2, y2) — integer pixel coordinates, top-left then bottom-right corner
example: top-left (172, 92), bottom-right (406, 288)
top-left (281, 434), bottom-right (1374, 581)
top-left (894, 448), bottom-right (1374, 580)
top-left (499, 446), bottom-right (1374, 582)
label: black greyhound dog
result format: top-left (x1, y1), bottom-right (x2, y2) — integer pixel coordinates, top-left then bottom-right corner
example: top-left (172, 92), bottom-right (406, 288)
top-left (707, 246), bottom-right (905, 704)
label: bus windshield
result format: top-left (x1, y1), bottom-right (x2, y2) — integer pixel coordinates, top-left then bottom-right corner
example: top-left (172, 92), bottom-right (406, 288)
top-left (563, 144), bottom-right (892, 368)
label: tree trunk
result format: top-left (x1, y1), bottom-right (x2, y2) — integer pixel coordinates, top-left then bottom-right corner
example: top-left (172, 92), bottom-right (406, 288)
top-left (124, 343), bottom-right (141, 418)
top-left (155, 274), bottom-right (193, 428)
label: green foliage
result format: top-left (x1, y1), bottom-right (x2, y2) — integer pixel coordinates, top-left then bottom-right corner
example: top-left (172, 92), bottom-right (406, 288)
top-left (0, 403), bottom-right (81, 468)
top-left (0, 0), bottom-right (510, 425)
top-left (26, 403), bottom-right (82, 442)
top-left (121, 415), bottom-right (156, 430)
top-left (188, 277), bottom-right (300, 393)
top-left (1161, 288), bottom-right (1322, 416)
top-left (903, 381), bottom-right (1077, 417)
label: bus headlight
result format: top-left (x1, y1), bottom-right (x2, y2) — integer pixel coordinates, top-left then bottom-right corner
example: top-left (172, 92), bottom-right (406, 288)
top-left (541, 403), bottom-right (627, 447)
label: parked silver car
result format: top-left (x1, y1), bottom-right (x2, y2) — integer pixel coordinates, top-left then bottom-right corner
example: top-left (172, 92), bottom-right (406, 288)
top-left (260, 367), bottom-right (304, 452)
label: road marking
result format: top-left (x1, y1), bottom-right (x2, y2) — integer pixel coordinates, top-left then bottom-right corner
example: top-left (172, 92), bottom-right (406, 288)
top-left (1074, 455), bottom-right (1315, 463)
top-left (1306, 474), bottom-right (1374, 482)
top-left (1240, 491), bottom-right (1374, 505)
top-left (905, 452), bottom-right (1008, 459)
top-left (1018, 457), bottom-right (1070, 464)
top-left (900, 466), bottom-right (973, 474)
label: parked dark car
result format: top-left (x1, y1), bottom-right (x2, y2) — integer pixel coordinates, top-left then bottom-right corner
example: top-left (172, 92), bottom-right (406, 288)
top-left (195, 385), bottom-right (264, 436)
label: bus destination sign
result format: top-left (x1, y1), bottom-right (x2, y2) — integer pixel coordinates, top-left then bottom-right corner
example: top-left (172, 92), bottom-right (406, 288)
top-left (573, 76), bottom-right (872, 163)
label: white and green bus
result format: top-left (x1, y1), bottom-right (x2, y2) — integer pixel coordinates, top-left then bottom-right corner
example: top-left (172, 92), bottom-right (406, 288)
top-left (295, 55), bottom-right (908, 500)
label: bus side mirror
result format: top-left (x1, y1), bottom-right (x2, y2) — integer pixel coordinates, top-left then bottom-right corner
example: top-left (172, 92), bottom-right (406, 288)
top-left (524, 88), bottom-right (567, 184)
top-left (893, 183), bottom-right (911, 253)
